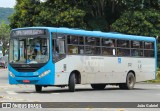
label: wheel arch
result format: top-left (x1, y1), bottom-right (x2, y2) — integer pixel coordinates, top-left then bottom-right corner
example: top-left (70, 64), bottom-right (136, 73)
top-left (127, 70), bottom-right (136, 81)
top-left (69, 70), bottom-right (81, 84)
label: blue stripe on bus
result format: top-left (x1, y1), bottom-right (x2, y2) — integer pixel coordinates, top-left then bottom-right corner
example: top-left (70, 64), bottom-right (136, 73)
top-left (12, 27), bottom-right (156, 42)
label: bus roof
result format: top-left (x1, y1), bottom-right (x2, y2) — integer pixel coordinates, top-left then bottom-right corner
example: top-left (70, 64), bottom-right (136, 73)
top-left (12, 27), bottom-right (156, 42)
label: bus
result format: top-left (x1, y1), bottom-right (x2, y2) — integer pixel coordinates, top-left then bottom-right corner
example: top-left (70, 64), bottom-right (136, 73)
top-left (8, 27), bottom-right (157, 92)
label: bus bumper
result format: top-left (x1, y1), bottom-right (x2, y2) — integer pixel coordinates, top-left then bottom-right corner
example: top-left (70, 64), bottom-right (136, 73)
top-left (8, 73), bottom-right (54, 85)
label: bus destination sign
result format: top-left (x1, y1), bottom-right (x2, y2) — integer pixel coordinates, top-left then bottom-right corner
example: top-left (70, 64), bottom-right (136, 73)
top-left (12, 29), bottom-right (46, 37)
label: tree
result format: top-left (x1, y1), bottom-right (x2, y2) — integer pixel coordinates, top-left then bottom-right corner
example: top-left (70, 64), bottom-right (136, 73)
top-left (10, 0), bottom-right (86, 29)
top-left (111, 9), bottom-right (160, 36)
top-left (0, 21), bottom-right (10, 55)
top-left (10, 0), bottom-right (41, 28)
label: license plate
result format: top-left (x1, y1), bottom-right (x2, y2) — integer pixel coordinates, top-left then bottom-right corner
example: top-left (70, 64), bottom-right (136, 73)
top-left (23, 80), bottom-right (30, 83)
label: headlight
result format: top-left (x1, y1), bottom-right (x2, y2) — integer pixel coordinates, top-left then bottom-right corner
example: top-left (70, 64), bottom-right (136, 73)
top-left (9, 71), bottom-right (15, 78)
top-left (39, 70), bottom-right (51, 78)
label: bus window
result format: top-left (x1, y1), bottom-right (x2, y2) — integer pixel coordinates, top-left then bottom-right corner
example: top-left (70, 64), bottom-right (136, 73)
top-left (102, 39), bottom-right (115, 47)
top-left (85, 46), bottom-right (100, 55)
top-left (78, 46), bottom-right (84, 54)
top-left (67, 35), bottom-right (78, 44)
top-left (144, 50), bottom-right (154, 57)
top-left (79, 36), bottom-right (84, 45)
top-left (117, 49), bottom-right (130, 56)
top-left (85, 37), bottom-right (100, 46)
top-left (13, 39), bottom-right (19, 61)
top-left (117, 40), bottom-right (129, 48)
top-left (68, 45), bottom-right (78, 54)
top-left (102, 48), bottom-right (116, 56)
top-left (131, 41), bottom-right (143, 48)
top-left (52, 34), bottom-right (66, 61)
top-left (144, 42), bottom-right (154, 49)
top-left (131, 49), bottom-right (143, 57)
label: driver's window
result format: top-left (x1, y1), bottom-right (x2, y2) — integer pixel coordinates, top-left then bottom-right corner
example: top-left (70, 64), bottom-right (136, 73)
top-left (52, 33), bottom-right (66, 62)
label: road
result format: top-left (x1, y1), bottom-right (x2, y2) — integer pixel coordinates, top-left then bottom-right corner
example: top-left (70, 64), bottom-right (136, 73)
top-left (0, 69), bottom-right (160, 111)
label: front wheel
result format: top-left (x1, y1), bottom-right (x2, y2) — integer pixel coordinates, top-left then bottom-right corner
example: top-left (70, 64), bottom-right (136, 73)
top-left (119, 72), bottom-right (135, 90)
top-left (35, 85), bottom-right (42, 92)
top-left (91, 84), bottom-right (106, 90)
top-left (68, 74), bottom-right (76, 92)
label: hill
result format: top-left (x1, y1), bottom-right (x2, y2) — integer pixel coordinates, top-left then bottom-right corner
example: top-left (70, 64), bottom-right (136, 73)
top-left (0, 7), bottom-right (14, 24)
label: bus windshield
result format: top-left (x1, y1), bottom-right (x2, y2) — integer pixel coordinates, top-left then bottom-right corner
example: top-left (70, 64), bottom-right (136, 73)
top-left (9, 37), bottom-right (49, 64)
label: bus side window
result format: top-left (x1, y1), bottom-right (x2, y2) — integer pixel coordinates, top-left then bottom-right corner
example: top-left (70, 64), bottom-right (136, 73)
top-left (52, 33), bottom-right (66, 61)
top-left (68, 45), bottom-right (78, 54)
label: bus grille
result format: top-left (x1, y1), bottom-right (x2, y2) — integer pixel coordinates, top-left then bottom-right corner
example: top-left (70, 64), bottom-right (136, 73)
top-left (13, 67), bottom-right (39, 72)
top-left (9, 63), bottom-right (45, 72)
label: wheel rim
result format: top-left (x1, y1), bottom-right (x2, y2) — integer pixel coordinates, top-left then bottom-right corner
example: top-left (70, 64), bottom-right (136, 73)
top-left (128, 76), bottom-right (134, 87)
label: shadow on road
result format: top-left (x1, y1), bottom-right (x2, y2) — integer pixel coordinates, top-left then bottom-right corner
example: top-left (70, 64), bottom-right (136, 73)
top-left (16, 87), bottom-right (148, 94)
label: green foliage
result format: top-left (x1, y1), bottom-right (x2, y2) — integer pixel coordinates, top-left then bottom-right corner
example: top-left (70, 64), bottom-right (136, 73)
top-left (111, 9), bottom-right (160, 37)
top-left (10, 0), bottom-right (127, 30)
top-left (0, 7), bottom-right (14, 24)
top-left (0, 21), bottom-right (10, 55)
top-left (10, 0), bottom-right (86, 29)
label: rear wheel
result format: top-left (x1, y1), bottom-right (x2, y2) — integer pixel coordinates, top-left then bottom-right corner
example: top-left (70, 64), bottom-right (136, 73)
top-left (119, 72), bottom-right (135, 90)
top-left (35, 85), bottom-right (42, 92)
top-left (91, 84), bottom-right (106, 90)
top-left (68, 73), bottom-right (76, 92)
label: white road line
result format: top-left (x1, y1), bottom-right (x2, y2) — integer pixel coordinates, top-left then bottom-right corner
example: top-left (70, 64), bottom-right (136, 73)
top-left (6, 91), bottom-right (17, 95)
top-left (156, 85), bottom-right (160, 87)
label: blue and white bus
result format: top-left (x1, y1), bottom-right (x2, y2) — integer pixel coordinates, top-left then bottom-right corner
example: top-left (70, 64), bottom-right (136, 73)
top-left (8, 27), bottom-right (157, 92)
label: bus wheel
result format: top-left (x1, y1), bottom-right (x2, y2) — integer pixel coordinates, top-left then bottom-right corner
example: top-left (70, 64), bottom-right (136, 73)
top-left (119, 72), bottom-right (135, 90)
top-left (91, 84), bottom-right (106, 90)
top-left (68, 73), bottom-right (76, 92)
top-left (35, 85), bottom-right (42, 92)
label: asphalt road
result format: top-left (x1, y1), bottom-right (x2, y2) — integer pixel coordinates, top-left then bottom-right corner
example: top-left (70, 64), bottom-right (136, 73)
top-left (0, 69), bottom-right (160, 111)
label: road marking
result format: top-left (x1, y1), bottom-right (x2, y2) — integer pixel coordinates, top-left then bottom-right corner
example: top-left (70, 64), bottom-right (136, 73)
top-left (6, 91), bottom-right (17, 95)
top-left (156, 85), bottom-right (160, 87)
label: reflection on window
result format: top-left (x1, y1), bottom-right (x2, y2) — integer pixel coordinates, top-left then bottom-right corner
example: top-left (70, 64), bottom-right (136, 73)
top-left (131, 49), bottom-right (143, 56)
top-left (144, 50), bottom-right (154, 57)
top-left (102, 39), bottom-right (115, 47)
top-left (144, 42), bottom-right (154, 49)
top-left (68, 45), bottom-right (78, 54)
top-left (131, 41), bottom-right (143, 48)
top-left (68, 45), bottom-right (84, 54)
top-left (13, 40), bottom-right (19, 61)
top-left (117, 49), bottom-right (130, 56)
top-left (78, 46), bottom-right (84, 54)
top-left (117, 40), bottom-right (129, 48)
top-left (102, 48), bottom-right (116, 56)
top-left (85, 46), bottom-right (100, 55)
top-left (67, 35), bottom-right (78, 44)
top-left (57, 39), bottom-right (65, 54)
top-left (85, 37), bottom-right (100, 46)
top-left (9, 37), bottom-right (49, 64)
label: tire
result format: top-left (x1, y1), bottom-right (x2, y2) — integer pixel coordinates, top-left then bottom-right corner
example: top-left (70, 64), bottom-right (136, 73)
top-left (35, 85), bottom-right (42, 92)
top-left (119, 72), bottom-right (135, 90)
top-left (119, 83), bottom-right (125, 89)
top-left (91, 84), bottom-right (106, 90)
top-left (68, 73), bottom-right (76, 92)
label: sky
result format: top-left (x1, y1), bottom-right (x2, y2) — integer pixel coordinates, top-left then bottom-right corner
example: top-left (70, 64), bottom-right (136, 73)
top-left (0, 0), bottom-right (16, 8)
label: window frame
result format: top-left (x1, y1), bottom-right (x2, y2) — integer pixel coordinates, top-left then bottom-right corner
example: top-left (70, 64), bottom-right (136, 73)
top-left (55, 33), bottom-right (155, 58)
